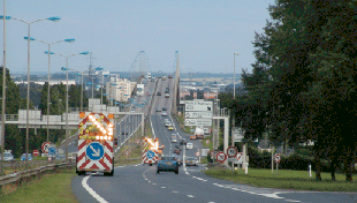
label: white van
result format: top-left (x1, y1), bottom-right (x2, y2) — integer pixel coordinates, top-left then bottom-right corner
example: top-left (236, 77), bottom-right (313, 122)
top-left (186, 142), bottom-right (193, 150)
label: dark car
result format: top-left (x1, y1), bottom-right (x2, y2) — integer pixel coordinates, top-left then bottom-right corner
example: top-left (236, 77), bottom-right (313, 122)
top-left (173, 145), bottom-right (181, 155)
top-left (157, 156), bottom-right (179, 174)
top-left (157, 92), bottom-right (161, 96)
top-left (162, 107), bottom-right (167, 111)
top-left (179, 138), bottom-right (187, 146)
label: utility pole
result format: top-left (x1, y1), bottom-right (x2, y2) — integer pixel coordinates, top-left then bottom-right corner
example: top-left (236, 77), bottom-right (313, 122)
top-left (0, 0), bottom-right (7, 174)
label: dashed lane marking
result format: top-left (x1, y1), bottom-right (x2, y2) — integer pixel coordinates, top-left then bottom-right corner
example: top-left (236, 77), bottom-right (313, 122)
top-left (187, 194), bottom-right (195, 198)
top-left (172, 190), bottom-right (179, 194)
top-left (161, 186), bottom-right (166, 189)
top-left (82, 175), bottom-right (109, 203)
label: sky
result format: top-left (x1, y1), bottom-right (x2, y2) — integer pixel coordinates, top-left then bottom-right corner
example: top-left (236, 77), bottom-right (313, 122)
top-left (1, 0), bottom-right (274, 74)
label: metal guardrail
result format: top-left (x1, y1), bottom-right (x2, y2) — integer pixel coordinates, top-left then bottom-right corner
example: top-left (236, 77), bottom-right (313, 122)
top-left (0, 162), bottom-right (74, 189)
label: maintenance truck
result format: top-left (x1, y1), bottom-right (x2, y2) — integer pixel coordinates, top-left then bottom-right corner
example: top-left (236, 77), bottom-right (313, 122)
top-left (76, 112), bottom-right (115, 176)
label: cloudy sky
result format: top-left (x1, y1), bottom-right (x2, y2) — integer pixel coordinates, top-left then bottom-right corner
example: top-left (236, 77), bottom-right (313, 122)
top-left (1, 0), bottom-right (274, 74)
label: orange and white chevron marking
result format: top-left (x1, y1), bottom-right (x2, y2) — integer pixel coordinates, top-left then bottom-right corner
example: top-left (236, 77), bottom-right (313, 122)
top-left (142, 149), bottom-right (159, 164)
top-left (77, 139), bottom-right (114, 172)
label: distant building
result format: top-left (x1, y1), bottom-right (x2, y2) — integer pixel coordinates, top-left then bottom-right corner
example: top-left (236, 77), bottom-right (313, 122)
top-left (106, 76), bottom-right (136, 102)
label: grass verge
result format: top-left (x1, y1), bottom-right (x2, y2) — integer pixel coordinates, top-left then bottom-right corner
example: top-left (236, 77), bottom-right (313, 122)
top-left (0, 169), bottom-right (78, 203)
top-left (205, 167), bottom-right (357, 192)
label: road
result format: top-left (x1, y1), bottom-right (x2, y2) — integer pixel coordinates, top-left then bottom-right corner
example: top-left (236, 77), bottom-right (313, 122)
top-left (72, 77), bottom-right (357, 203)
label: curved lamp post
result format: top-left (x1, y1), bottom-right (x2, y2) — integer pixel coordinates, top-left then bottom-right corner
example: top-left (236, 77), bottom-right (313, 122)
top-left (37, 38), bottom-right (75, 142)
top-left (59, 51), bottom-right (89, 161)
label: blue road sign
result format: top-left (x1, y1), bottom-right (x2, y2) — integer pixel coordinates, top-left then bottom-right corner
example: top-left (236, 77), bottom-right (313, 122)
top-left (86, 142), bottom-right (104, 161)
top-left (146, 150), bottom-right (155, 160)
top-left (48, 146), bottom-right (56, 156)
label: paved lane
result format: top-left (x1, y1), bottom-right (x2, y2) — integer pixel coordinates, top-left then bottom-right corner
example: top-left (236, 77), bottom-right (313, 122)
top-left (72, 77), bottom-right (357, 203)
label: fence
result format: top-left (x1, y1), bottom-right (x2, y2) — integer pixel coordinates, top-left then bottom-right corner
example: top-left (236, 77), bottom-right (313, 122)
top-left (0, 162), bottom-right (74, 191)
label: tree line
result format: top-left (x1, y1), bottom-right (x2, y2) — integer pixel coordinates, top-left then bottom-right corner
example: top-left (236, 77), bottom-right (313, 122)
top-left (0, 67), bottom-right (88, 157)
top-left (220, 0), bottom-right (356, 181)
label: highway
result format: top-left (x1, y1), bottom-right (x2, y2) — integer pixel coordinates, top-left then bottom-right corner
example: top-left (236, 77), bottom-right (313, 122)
top-left (71, 78), bottom-right (357, 203)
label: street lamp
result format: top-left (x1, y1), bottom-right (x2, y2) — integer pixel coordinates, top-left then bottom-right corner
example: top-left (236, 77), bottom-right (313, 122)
top-left (37, 38), bottom-right (75, 142)
top-left (59, 51), bottom-right (89, 161)
top-left (0, 1), bottom-right (8, 174)
top-left (12, 16), bottom-right (60, 165)
top-left (233, 51), bottom-right (239, 98)
top-left (95, 66), bottom-right (105, 104)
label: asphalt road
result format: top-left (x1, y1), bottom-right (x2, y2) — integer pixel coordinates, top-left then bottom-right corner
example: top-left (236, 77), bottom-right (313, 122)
top-left (72, 77), bottom-right (357, 203)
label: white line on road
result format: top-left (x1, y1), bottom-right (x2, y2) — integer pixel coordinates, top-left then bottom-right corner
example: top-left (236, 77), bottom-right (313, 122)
top-left (186, 194), bottom-right (195, 198)
top-left (172, 190), bottom-right (179, 194)
top-left (208, 201), bottom-right (216, 203)
top-left (192, 176), bottom-right (208, 182)
top-left (161, 186), bottom-right (166, 189)
top-left (82, 176), bottom-right (109, 203)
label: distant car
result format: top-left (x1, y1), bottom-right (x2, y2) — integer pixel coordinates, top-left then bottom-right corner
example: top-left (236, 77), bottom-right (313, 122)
top-left (157, 92), bottom-right (161, 96)
top-left (122, 131), bottom-right (129, 136)
top-left (161, 111), bottom-right (168, 117)
top-left (168, 126), bottom-right (174, 131)
top-left (162, 107), bottom-right (167, 111)
top-left (156, 109), bottom-right (161, 112)
top-left (186, 142), bottom-right (193, 150)
top-left (190, 135), bottom-right (197, 140)
top-left (173, 145), bottom-right (181, 155)
top-left (185, 157), bottom-right (198, 166)
top-left (179, 139), bottom-right (187, 146)
top-left (157, 156), bottom-right (179, 174)
top-left (21, 153), bottom-right (33, 161)
top-left (165, 93), bottom-right (170, 98)
top-left (0, 151), bottom-right (14, 161)
top-left (168, 75), bottom-right (173, 79)
top-left (171, 135), bottom-right (177, 143)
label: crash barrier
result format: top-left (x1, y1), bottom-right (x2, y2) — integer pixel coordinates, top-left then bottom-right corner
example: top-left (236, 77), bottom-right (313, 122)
top-left (0, 162), bottom-right (74, 192)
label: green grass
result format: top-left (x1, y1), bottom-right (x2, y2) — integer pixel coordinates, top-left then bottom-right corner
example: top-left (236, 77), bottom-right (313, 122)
top-left (115, 127), bottom-right (148, 166)
top-left (0, 169), bottom-right (78, 203)
top-left (205, 167), bottom-right (357, 192)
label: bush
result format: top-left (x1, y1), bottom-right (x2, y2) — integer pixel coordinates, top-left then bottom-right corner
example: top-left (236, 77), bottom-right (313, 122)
top-left (248, 146), bottom-right (331, 172)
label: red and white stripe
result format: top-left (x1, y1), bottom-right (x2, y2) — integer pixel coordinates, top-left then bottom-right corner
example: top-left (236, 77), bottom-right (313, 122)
top-left (76, 140), bottom-right (114, 172)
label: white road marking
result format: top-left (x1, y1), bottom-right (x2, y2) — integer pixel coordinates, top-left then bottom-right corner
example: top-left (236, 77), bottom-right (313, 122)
top-left (285, 199), bottom-right (301, 203)
top-left (161, 186), bottom-right (166, 189)
top-left (192, 176), bottom-right (208, 182)
top-left (212, 183), bottom-right (300, 202)
top-left (152, 183), bottom-right (157, 186)
top-left (172, 190), bottom-right (179, 194)
top-left (82, 176), bottom-right (109, 203)
top-left (208, 202), bottom-right (216, 203)
top-left (187, 194), bottom-right (195, 198)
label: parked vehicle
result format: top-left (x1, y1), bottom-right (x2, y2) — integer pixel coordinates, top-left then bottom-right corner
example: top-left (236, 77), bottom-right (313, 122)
top-left (0, 151), bottom-right (14, 161)
top-left (157, 92), bottom-right (161, 96)
top-left (157, 156), bottom-right (179, 174)
top-left (190, 135), bottom-right (197, 140)
top-left (165, 93), bottom-right (170, 98)
top-left (186, 142), bottom-right (193, 150)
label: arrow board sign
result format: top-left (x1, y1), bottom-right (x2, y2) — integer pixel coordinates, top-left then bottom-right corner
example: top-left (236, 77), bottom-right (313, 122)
top-left (146, 150), bottom-right (155, 160)
top-left (86, 142), bottom-right (104, 161)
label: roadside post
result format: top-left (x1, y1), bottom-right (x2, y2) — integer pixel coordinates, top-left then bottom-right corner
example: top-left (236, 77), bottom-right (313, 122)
top-left (271, 146), bottom-right (275, 174)
top-left (274, 153), bottom-right (281, 174)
